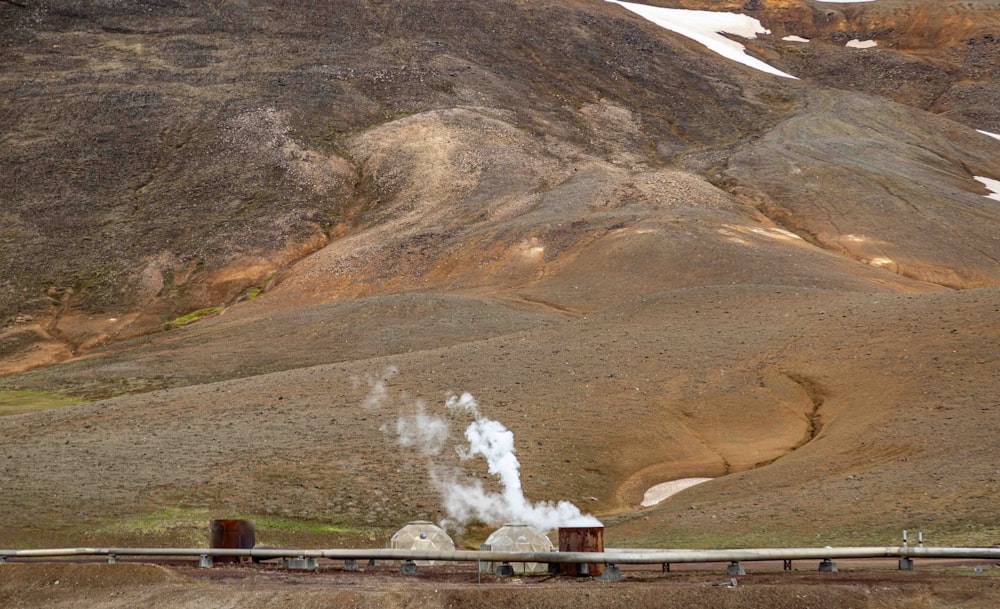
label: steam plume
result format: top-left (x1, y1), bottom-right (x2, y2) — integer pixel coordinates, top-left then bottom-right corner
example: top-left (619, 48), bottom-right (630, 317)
top-left (361, 365), bottom-right (398, 409)
top-left (395, 399), bottom-right (449, 456)
top-left (393, 390), bottom-right (601, 532)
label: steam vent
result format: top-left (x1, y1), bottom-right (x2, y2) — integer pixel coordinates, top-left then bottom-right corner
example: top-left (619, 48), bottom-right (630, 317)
top-left (389, 521), bottom-right (456, 566)
top-left (480, 523), bottom-right (555, 574)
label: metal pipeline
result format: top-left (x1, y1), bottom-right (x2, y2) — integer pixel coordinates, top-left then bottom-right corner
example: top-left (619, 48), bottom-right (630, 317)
top-left (3, 546), bottom-right (1000, 563)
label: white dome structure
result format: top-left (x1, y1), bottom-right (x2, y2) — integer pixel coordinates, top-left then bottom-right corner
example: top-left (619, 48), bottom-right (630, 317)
top-left (480, 523), bottom-right (554, 574)
top-left (389, 521), bottom-right (456, 566)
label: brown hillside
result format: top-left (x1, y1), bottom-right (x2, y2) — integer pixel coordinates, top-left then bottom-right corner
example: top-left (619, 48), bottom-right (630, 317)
top-left (0, 0), bottom-right (998, 569)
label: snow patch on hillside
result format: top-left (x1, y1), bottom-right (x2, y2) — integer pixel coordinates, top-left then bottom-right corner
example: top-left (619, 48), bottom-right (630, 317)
top-left (641, 478), bottom-right (713, 507)
top-left (606, 1), bottom-right (797, 79)
top-left (974, 176), bottom-right (1000, 201)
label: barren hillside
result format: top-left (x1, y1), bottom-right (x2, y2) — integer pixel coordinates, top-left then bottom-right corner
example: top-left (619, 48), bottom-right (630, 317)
top-left (1, 0), bottom-right (998, 563)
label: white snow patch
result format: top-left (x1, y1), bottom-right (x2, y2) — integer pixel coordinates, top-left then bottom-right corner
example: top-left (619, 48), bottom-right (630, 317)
top-left (606, 1), bottom-right (797, 79)
top-left (977, 130), bottom-right (1000, 141)
top-left (869, 257), bottom-right (894, 268)
top-left (517, 237), bottom-right (545, 259)
top-left (846, 39), bottom-right (878, 49)
top-left (974, 176), bottom-right (1000, 201)
top-left (750, 226), bottom-right (803, 241)
top-left (641, 478), bottom-right (713, 507)
top-left (782, 35), bottom-right (810, 43)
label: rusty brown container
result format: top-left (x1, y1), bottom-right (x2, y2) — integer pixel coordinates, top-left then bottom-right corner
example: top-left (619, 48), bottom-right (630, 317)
top-left (558, 526), bottom-right (604, 577)
top-left (210, 519), bottom-right (256, 563)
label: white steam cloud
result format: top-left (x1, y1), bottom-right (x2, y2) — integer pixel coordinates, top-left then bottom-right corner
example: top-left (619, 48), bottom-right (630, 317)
top-left (391, 389), bottom-right (601, 533)
top-left (395, 400), bottom-right (450, 456)
top-left (361, 365), bottom-right (398, 409)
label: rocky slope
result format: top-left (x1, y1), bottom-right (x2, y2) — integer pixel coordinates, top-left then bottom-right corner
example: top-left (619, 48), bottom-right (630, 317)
top-left (0, 0), bottom-right (998, 552)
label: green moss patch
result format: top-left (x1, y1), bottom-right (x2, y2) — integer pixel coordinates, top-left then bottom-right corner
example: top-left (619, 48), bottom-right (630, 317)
top-left (253, 516), bottom-right (356, 535)
top-left (0, 390), bottom-right (83, 417)
top-left (166, 307), bottom-right (223, 329)
top-left (94, 507), bottom-right (366, 548)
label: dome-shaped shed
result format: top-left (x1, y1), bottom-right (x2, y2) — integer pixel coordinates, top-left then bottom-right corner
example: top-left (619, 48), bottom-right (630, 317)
top-left (390, 521), bottom-right (456, 566)
top-left (480, 523), bottom-right (554, 574)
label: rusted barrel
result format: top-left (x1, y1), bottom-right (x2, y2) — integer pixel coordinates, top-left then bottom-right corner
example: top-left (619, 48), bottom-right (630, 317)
top-left (210, 519), bottom-right (256, 563)
top-left (558, 526), bottom-right (604, 577)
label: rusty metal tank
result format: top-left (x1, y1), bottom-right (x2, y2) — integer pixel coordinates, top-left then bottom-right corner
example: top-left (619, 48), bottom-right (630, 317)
top-left (210, 519), bottom-right (256, 563)
top-left (558, 526), bottom-right (604, 577)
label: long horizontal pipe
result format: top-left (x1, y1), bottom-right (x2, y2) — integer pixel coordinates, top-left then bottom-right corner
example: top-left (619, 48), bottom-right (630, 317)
top-left (3, 546), bottom-right (999, 563)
